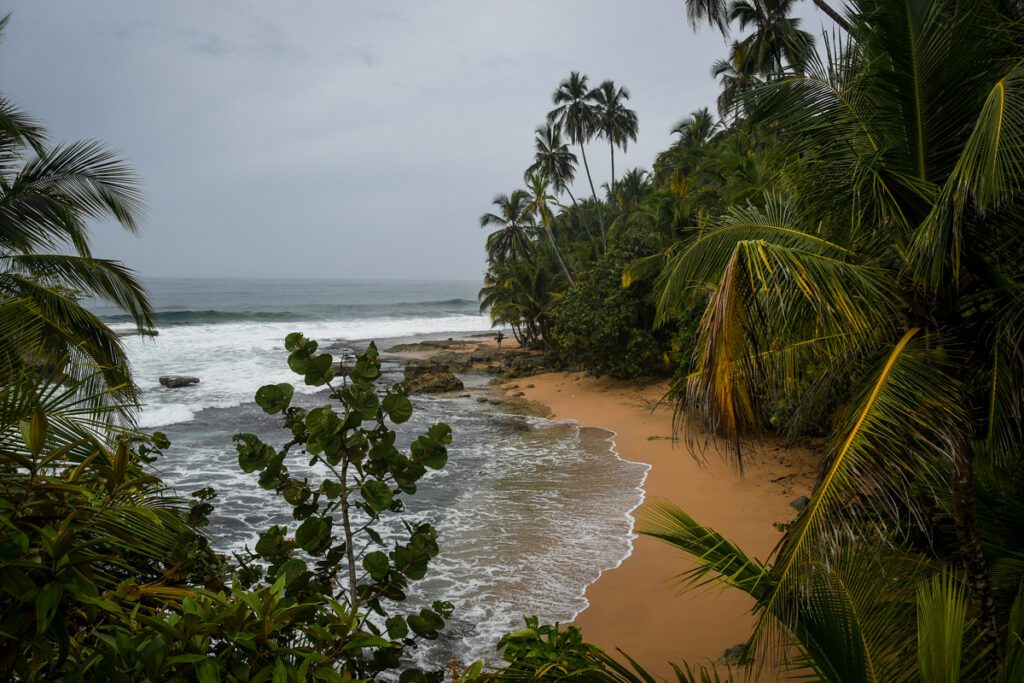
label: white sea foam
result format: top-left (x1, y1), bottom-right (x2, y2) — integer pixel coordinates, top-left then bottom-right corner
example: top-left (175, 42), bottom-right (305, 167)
top-left (137, 404), bottom-right (196, 429)
top-left (121, 288), bottom-right (646, 671)
top-left (129, 314), bottom-right (490, 428)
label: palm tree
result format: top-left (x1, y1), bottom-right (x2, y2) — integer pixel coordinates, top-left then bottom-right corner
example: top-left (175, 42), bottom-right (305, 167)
top-left (642, 501), bottom-right (1024, 681)
top-left (479, 190), bottom-right (538, 265)
top-left (671, 107), bottom-right (719, 149)
top-left (0, 18), bottom-right (153, 405)
top-left (649, 0), bottom-right (1024, 671)
top-left (525, 124), bottom-right (578, 205)
top-left (526, 122), bottom-right (597, 246)
top-left (478, 254), bottom-right (558, 349)
top-left (591, 80), bottom-right (639, 208)
top-left (730, 0), bottom-right (815, 75)
top-left (683, 0), bottom-right (852, 35)
top-left (547, 72), bottom-right (601, 211)
top-left (523, 173), bottom-right (573, 284)
top-left (711, 41), bottom-right (764, 124)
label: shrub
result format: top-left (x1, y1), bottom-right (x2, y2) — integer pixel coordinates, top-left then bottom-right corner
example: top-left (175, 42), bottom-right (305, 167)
top-left (550, 238), bottom-right (674, 379)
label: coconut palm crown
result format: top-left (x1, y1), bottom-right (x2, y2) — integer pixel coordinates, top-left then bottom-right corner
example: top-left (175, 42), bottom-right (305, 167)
top-left (0, 16), bottom-right (153, 405)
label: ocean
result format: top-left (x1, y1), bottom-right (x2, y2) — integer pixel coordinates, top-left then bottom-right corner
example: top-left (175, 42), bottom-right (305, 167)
top-left (89, 277), bottom-right (648, 669)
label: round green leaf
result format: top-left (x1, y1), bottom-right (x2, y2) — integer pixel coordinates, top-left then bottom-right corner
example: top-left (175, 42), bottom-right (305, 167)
top-left (295, 517), bottom-right (332, 554)
top-left (361, 480), bottom-right (393, 513)
top-left (255, 383), bottom-right (294, 414)
top-left (382, 393), bottom-right (413, 424)
top-left (363, 551), bottom-right (390, 581)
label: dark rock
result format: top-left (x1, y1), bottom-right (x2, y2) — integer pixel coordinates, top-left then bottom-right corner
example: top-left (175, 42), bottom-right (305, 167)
top-left (386, 339), bottom-right (473, 353)
top-left (159, 375), bottom-right (199, 388)
top-left (403, 364), bottom-right (463, 393)
top-left (476, 397), bottom-right (489, 403)
top-left (331, 361), bottom-right (350, 377)
top-left (513, 391), bottom-right (525, 397)
top-left (429, 350), bottom-right (473, 370)
top-left (790, 496), bottom-right (810, 512)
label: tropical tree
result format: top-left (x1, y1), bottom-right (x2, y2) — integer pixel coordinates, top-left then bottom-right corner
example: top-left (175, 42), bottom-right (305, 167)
top-left (478, 253), bottom-right (559, 348)
top-left (548, 72), bottom-right (600, 209)
top-left (647, 0), bottom-right (1024, 673)
top-left (682, 0), bottom-right (852, 35)
top-left (730, 0), bottom-right (816, 74)
top-left (590, 80), bottom-right (639, 205)
top-left (523, 172), bottom-right (574, 284)
top-left (711, 41), bottom-right (764, 122)
top-left (0, 16), bottom-right (153, 404)
top-left (671, 107), bottom-right (719, 150)
top-left (525, 123), bottom-right (578, 204)
top-left (525, 123), bottom-right (597, 247)
top-left (479, 190), bottom-right (538, 265)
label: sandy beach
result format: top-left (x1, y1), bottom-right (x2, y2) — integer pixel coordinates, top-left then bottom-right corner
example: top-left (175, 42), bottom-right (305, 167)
top-left (509, 372), bottom-right (819, 679)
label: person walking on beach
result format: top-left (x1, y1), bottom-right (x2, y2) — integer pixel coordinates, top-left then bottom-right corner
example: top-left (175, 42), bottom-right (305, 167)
top-left (496, 331), bottom-right (505, 351)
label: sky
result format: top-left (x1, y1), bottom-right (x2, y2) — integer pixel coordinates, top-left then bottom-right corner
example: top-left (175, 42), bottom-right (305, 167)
top-left (0, 1), bottom-right (833, 281)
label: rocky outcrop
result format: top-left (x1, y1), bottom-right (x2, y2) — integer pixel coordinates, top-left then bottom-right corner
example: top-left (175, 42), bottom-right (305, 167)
top-left (159, 375), bottom-right (200, 388)
top-left (428, 350), bottom-right (474, 371)
top-left (403, 364), bottom-right (463, 393)
top-left (386, 339), bottom-right (473, 353)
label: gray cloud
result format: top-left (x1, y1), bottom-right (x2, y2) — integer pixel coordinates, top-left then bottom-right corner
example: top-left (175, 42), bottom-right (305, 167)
top-left (0, 1), bottom-right (832, 281)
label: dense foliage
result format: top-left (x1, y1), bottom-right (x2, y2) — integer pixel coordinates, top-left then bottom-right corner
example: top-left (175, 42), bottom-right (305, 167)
top-left (549, 236), bottom-right (672, 379)
top-left (7, 0), bottom-right (1024, 679)
top-left (480, 0), bottom-right (1024, 680)
top-left (0, 340), bottom-right (457, 681)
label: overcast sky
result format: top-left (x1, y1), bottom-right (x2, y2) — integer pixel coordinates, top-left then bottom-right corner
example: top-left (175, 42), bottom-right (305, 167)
top-left (0, 1), bottom-right (832, 281)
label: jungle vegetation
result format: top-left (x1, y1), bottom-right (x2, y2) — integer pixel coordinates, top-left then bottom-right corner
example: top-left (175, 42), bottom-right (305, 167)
top-left (479, 0), bottom-right (1024, 680)
top-left (3, 0), bottom-right (1024, 680)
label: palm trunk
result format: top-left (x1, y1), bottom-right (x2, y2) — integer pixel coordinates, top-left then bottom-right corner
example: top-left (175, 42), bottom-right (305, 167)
top-left (609, 142), bottom-right (616, 206)
top-left (579, 142), bottom-right (607, 250)
top-left (543, 218), bottom-right (574, 286)
top-left (565, 188), bottom-right (596, 244)
top-left (951, 440), bottom-right (1002, 673)
top-left (811, 0), bottom-right (852, 34)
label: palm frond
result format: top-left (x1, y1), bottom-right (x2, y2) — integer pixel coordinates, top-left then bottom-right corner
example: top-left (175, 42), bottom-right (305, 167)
top-left (754, 330), bottom-right (963, 664)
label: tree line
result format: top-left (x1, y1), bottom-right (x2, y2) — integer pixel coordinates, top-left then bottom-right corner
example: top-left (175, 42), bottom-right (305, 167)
top-left (479, 0), bottom-right (1024, 679)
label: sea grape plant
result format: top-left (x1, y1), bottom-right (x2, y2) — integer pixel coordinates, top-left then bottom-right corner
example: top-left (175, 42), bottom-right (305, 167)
top-left (233, 333), bottom-right (454, 681)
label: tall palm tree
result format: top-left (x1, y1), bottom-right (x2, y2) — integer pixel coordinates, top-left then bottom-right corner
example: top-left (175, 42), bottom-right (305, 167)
top-left (0, 17), bottom-right (153, 405)
top-left (649, 0), bottom-right (1024, 670)
top-left (479, 190), bottom-right (537, 265)
top-left (591, 80), bottom-right (639, 204)
top-left (730, 0), bottom-right (816, 75)
top-left (526, 123), bottom-right (598, 246)
top-left (523, 173), bottom-right (573, 284)
top-left (547, 72), bottom-right (601, 211)
top-left (683, 0), bottom-right (852, 34)
top-left (525, 124), bottom-right (578, 205)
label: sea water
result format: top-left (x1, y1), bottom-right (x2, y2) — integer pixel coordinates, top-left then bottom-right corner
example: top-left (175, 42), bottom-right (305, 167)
top-left (89, 278), bottom-right (648, 668)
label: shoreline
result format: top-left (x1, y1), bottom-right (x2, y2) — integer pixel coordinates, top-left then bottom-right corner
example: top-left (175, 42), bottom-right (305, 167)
top-left (503, 371), bottom-right (817, 679)
top-left (562, 424), bottom-right (651, 623)
top-left (387, 335), bottom-right (818, 677)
